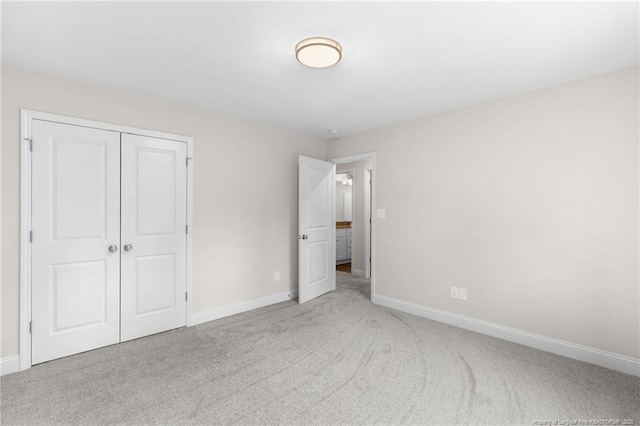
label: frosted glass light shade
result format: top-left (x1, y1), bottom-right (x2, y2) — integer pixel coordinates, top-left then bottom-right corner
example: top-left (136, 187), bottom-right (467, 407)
top-left (295, 37), bottom-right (342, 68)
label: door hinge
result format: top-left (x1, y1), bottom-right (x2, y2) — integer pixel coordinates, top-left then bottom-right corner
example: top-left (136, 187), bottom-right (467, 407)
top-left (185, 292), bottom-right (188, 301)
top-left (185, 225), bottom-right (188, 234)
top-left (29, 230), bottom-right (33, 243)
top-left (186, 157), bottom-right (192, 167)
top-left (24, 137), bottom-right (32, 152)
top-left (29, 321), bottom-right (32, 334)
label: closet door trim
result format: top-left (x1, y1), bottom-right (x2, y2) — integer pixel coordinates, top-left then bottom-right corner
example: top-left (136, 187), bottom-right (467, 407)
top-left (19, 109), bottom-right (194, 372)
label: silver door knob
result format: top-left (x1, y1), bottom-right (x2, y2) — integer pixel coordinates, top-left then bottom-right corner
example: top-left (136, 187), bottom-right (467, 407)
top-left (301, 235), bottom-right (308, 240)
top-left (108, 245), bottom-right (118, 253)
top-left (123, 244), bottom-right (133, 251)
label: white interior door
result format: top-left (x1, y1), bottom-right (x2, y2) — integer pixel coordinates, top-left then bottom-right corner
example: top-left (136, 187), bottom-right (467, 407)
top-left (120, 134), bottom-right (187, 341)
top-left (31, 120), bottom-right (121, 364)
top-left (298, 156), bottom-right (335, 304)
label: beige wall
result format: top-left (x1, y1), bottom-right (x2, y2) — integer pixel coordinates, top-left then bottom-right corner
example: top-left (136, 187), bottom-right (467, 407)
top-left (2, 64), bottom-right (638, 362)
top-left (1, 65), bottom-right (326, 358)
top-left (328, 67), bottom-right (640, 358)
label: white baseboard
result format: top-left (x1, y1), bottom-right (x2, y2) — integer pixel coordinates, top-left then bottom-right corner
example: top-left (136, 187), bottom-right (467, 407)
top-left (352, 269), bottom-right (365, 277)
top-left (373, 294), bottom-right (640, 377)
top-left (192, 289), bottom-right (297, 326)
top-left (0, 355), bottom-right (21, 376)
top-left (2, 291), bottom-right (299, 375)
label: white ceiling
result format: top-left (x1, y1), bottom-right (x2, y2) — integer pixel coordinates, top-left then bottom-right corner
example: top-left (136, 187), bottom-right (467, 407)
top-left (2, 2), bottom-right (638, 139)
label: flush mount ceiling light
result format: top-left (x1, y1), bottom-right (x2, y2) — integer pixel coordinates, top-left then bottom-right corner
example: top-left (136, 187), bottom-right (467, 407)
top-left (295, 37), bottom-right (342, 68)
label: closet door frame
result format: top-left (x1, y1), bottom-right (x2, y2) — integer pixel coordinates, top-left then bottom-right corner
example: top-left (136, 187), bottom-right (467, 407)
top-left (19, 109), bottom-right (194, 372)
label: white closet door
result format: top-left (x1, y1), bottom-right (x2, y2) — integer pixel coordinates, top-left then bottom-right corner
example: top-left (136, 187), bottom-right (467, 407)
top-left (120, 134), bottom-right (187, 341)
top-left (31, 120), bottom-right (121, 365)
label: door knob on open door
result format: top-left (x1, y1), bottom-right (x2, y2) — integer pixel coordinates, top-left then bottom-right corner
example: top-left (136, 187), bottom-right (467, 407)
top-left (301, 235), bottom-right (308, 240)
top-left (123, 244), bottom-right (133, 251)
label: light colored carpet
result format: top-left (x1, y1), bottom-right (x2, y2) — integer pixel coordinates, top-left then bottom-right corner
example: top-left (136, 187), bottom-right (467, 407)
top-left (1, 272), bottom-right (639, 425)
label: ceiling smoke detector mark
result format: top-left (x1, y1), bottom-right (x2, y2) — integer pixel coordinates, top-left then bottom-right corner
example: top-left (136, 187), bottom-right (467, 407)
top-left (328, 129), bottom-right (340, 139)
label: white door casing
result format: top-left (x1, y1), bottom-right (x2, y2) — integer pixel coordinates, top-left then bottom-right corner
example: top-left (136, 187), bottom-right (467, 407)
top-left (31, 120), bottom-right (121, 364)
top-left (298, 156), bottom-right (335, 304)
top-left (364, 168), bottom-right (372, 279)
top-left (120, 134), bottom-right (188, 341)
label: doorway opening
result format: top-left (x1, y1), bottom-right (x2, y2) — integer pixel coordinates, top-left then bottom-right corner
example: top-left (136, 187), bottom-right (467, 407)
top-left (335, 168), bottom-right (355, 275)
top-left (331, 153), bottom-right (375, 301)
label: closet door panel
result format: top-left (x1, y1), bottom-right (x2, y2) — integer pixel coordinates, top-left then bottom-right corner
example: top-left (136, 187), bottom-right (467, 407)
top-left (120, 134), bottom-right (187, 341)
top-left (31, 120), bottom-right (121, 365)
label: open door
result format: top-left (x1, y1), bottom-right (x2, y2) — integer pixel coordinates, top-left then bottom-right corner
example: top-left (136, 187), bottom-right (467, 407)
top-left (298, 156), bottom-right (335, 303)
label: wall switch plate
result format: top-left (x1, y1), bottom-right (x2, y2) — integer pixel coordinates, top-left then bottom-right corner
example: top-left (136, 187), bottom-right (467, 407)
top-left (459, 288), bottom-right (468, 301)
top-left (451, 286), bottom-right (459, 299)
top-left (376, 208), bottom-right (386, 219)
top-left (274, 271), bottom-right (280, 281)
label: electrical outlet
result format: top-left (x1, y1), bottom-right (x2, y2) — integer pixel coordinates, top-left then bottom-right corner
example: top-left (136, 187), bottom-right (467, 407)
top-left (459, 288), bottom-right (468, 301)
top-left (450, 286), bottom-right (459, 299)
top-left (274, 271), bottom-right (280, 281)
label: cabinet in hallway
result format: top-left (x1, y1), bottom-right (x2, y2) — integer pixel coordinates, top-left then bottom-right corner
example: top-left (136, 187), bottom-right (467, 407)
top-left (336, 227), bottom-right (352, 263)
